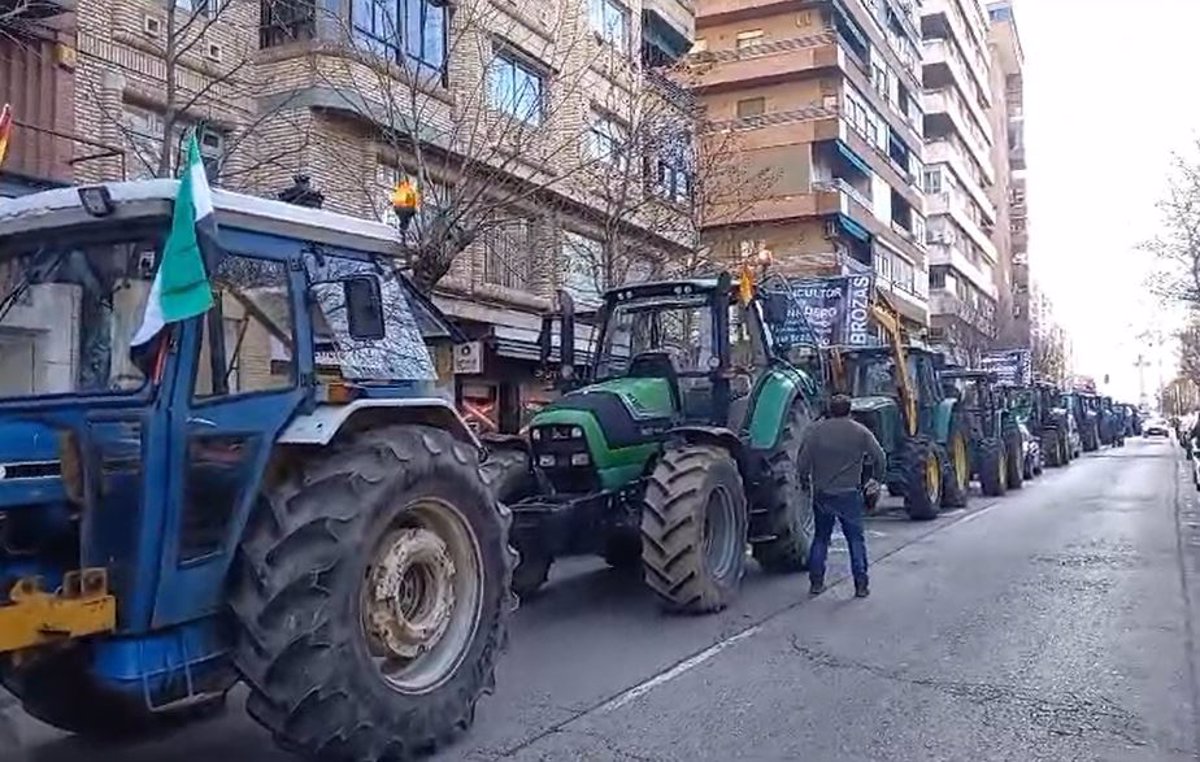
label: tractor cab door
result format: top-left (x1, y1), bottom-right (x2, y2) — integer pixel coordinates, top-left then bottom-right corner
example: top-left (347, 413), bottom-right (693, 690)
top-left (149, 237), bottom-right (312, 629)
top-left (912, 356), bottom-right (940, 434)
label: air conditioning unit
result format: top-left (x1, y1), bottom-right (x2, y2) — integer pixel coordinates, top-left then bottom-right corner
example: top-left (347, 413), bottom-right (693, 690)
top-left (143, 14), bottom-right (163, 37)
top-left (824, 219), bottom-right (839, 240)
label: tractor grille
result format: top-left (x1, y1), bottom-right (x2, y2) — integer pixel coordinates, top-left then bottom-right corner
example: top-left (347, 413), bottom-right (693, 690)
top-left (531, 425), bottom-right (599, 494)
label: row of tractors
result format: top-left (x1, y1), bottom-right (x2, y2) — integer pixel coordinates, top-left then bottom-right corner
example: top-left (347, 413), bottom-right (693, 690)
top-left (0, 180), bottom-right (1144, 761)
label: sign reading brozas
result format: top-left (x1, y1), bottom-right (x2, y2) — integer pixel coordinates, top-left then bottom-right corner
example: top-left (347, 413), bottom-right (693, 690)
top-left (765, 275), bottom-right (874, 348)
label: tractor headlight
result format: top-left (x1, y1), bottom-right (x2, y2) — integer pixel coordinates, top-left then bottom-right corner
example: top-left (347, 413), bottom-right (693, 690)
top-left (571, 426), bottom-right (584, 439)
top-left (532, 429), bottom-right (542, 441)
top-left (570, 453), bottom-right (590, 466)
top-left (538, 454), bottom-right (556, 468)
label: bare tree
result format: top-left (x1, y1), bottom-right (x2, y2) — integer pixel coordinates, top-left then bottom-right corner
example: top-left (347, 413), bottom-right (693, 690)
top-left (1145, 140), bottom-right (1200, 304)
top-left (80, 0), bottom-right (311, 186)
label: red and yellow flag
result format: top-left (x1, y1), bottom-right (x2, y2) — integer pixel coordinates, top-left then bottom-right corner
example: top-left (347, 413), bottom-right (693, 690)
top-left (0, 104), bottom-right (12, 168)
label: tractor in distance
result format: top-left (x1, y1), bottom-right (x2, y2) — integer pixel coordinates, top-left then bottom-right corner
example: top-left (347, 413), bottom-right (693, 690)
top-left (484, 271), bottom-right (826, 613)
top-left (0, 180), bottom-right (514, 760)
top-left (826, 300), bottom-right (971, 520)
top-left (1002, 381), bottom-right (1074, 468)
top-left (1068, 392), bottom-right (1101, 452)
top-left (940, 370), bottom-right (1031, 496)
top-left (1098, 396), bottom-right (1125, 447)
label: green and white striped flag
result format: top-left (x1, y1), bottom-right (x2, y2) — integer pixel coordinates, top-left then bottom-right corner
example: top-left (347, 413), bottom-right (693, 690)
top-left (131, 132), bottom-right (219, 347)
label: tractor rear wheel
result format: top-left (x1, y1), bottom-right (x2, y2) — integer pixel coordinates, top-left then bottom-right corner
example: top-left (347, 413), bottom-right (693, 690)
top-left (1005, 430), bottom-right (1025, 490)
top-left (980, 437), bottom-right (1008, 497)
top-left (751, 404), bottom-right (815, 574)
top-left (941, 423), bottom-right (970, 509)
top-left (641, 444), bottom-right (748, 614)
top-left (482, 448), bottom-right (549, 599)
top-left (902, 438), bottom-right (942, 521)
top-left (230, 425), bottom-right (514, 762)
top-left (1042, 429), bottom-right (1062, 467)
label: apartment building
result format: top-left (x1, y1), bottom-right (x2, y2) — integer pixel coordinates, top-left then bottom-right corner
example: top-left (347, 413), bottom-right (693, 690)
top-left (693, 0), bottom-right (930, 329)
top-left (61, 0), bottom-right (695, 430)
top-left (987, 0), bottom-right (1028, 349)
top-left (0, 0), bottom-right (79, 197)
top-left (921, 0), bottom-right (999, 366)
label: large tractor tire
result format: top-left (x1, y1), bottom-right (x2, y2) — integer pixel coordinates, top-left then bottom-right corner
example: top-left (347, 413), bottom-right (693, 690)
top-left (230, 425), bottom-right (515, 762)
top-left (1004, 430), bottom-right (1025, 490)
top-left (751, 404), bottom-right (815, 574)
top-left (642, 444), bottom-right (748, 614)
top-left (1082, 421), bottom-right (1099, 452)
top-left (902, 437), bottom-right (942, 521)
top-left (0, 647), bottom-right (229, 738)
top-left (979, 437), bottom-right (1008, 497)
top-left (941, 418), bottom-right (971, 509)
top-left (482, 447), bottom-right (550, 599)
top-left (1041, 428), bottom-right (1062, 468)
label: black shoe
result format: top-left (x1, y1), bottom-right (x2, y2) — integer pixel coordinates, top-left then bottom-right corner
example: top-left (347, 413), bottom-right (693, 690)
top-left (809, 580), bottom-right (825, 596)
top-left (854, 580), bottom-right (870, 598)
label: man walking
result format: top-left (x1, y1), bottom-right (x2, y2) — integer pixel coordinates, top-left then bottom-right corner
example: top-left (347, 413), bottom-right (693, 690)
top-left (797, 394), bottom-right (887, 598)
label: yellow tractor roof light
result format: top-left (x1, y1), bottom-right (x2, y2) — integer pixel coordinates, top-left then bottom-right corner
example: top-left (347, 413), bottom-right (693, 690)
top-left (0, 568), bottom-right (116, 654)
top-left (389, 179), bottom-right (421, 232)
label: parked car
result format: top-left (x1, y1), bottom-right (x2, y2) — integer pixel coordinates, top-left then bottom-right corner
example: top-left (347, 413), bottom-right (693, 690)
top-left (1144, 418), bottom-right (1171, 438)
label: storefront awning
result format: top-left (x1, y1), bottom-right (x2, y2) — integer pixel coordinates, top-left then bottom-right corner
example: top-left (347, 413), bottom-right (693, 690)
top-left (836, 140), bottom-right (872, 178)
top-left (837, 213), bottom-right (871, 243)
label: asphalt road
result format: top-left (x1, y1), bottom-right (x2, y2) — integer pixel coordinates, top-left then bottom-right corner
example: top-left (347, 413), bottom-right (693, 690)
top-left (3, 435), bottom-right (1198, 761)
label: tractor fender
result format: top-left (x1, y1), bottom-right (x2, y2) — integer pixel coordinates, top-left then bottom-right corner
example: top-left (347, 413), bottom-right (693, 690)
top-left (277, 398), bottom-right (481, 451)
top-left (664, 425), bottom-right (744, 464)
top-left (745, 368), bottom-right (810, 452)
top-left (933, 398), bottom-right (958, 445)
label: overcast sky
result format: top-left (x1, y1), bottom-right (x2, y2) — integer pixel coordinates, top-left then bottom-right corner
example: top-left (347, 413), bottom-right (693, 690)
top-left (1017, 0), bottom-right (1197, 403)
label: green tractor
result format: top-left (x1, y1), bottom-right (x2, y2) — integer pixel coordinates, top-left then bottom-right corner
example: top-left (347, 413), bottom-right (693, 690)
top-left (1003, 381), bottom-right (1075, 467)
top-left (828, 303), bottom-right (971, 520)
top-left (485, 273), bottom-right (825, 613)
top-left (941, 370), bottom-right (1027, 496)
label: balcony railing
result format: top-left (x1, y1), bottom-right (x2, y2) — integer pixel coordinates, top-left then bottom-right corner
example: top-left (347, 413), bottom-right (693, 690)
top-left (704, 101), bottom-right (838, 133)
top-left (689, 31), bottom-right (835, 66)
top-left (813, 178), bottom-right (873, 211)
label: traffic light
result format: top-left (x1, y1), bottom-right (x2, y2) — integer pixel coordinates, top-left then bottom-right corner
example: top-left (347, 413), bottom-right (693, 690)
top-left (390, 178), bottom-right (420, 232)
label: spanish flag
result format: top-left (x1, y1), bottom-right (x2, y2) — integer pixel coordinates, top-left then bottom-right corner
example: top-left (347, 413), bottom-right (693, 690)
top-left (0, 104), bottom-right (12, 168)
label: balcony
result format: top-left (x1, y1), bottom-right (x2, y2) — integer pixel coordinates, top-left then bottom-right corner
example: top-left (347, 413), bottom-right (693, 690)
top-left (920, 0), bottom-right (992, 98)
top-left (927, 239), bottom-right (997, 299)
top-left (924, 139), bottom-right (996, 223)
top-left (643, 0), bottom-right (695, 64)
top-left (931, 290), bottom-right (996, 338)
top-left (926, 192), bottom-right (999, 263)
top-left (689, 32), bottom-right (839, 93)
top-left (922, 39), bottom-right (993, 133)
top-left (1010, 144), bottom-right (1026, 171)
top-left (923, 89), bottom-right (995, 184)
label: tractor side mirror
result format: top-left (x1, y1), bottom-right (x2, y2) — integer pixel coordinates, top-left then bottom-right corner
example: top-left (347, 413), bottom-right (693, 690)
top-left (343, 276), bottom-right (385, 341)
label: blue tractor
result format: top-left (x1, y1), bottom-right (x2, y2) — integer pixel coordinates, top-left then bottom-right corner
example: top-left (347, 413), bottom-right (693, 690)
top-left (0, 180), bottom-right (514, 759)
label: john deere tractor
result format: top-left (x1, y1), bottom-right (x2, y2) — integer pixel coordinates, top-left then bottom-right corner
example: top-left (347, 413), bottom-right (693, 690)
top-left (1004, 382), bottom-right (1074, 467)
top-left (485, 273), bottom-right (825, 613)
top-left (941, 370), bottom-right (1029, 495)
top-left (1072, 393), bottom-right (1102, 451)
top-left (0, 181), bottom-right (513, 759)
top-left (827, 302), bottom-right (971, 520)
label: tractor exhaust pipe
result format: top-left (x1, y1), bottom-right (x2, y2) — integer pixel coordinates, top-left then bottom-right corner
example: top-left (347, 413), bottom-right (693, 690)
top-left (538, 289), bottom-right (576, 389)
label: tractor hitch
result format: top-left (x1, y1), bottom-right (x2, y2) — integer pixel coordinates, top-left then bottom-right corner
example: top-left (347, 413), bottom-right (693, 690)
top-left (0, 568), bottom-right (116, 653)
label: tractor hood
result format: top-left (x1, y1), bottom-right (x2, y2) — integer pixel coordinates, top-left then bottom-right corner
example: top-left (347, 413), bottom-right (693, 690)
top-left (532, 376), bottom-right (677, 450)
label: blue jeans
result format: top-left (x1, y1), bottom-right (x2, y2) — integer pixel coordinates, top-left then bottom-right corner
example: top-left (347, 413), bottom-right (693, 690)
top-left (807, 488), bottom-right (868, 584)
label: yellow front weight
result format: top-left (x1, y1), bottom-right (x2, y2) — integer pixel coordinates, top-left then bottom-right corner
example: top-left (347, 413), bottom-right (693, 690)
top-left (0, 568), bottom-right (116, 654)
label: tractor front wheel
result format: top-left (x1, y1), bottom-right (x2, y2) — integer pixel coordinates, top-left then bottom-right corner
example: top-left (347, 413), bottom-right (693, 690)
top-left (751, 404), bottom-right (815, 574)
top-left (230, 425), bottom-right (514, 762)
top-left (1005, 431), bottom-right (1025, 490)
top-left (642, 444), bottom-right (748, 614)
top-left (980, 437), bottom-right (1008, 497)
top-left (902, 438), bottom-right (942, 521)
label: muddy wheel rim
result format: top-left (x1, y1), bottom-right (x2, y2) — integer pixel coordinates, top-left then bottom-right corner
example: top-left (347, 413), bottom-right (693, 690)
top-left (702, 486), bottom-right (738, 579)
top-left (925, 453), bottom-right (940, 502)
top-left (953, 436), bottom-right (969, 489)
top-left (361, 498), bottom-right (483, 695)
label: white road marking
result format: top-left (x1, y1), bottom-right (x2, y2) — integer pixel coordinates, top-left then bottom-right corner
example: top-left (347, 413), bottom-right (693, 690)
top-left (595, 625), bottom-right (764, 715)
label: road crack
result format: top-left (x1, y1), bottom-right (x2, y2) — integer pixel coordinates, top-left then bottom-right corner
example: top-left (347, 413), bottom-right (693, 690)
top-left (788, 637), bottom-right (1147, 747)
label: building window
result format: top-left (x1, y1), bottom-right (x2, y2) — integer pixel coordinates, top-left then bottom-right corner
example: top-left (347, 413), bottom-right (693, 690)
top-left (930, 265), bottom-right (947, 290)
top-left (351, 0), bottom-right (447, 78)
top-left (924, 169), bottom-right (942, 194)
top-left (653, 132), bottom-right (694, 205)
top-left (588, 109), bottom-right (627, 169)
top-left (589, 0), bottom-right (629, 54)
top-left (562, 231), bottom-right (604, 306)
top-left (259, 0), bottom-right (315, 47)
top-left (488, 52), bottom-right (545, 125)
top-left (736, 97), bottom-right (765, 119)
top-left (483, 217), bottom-right (534, 290)
top-left (735, 29), bottom-right (764, 49)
